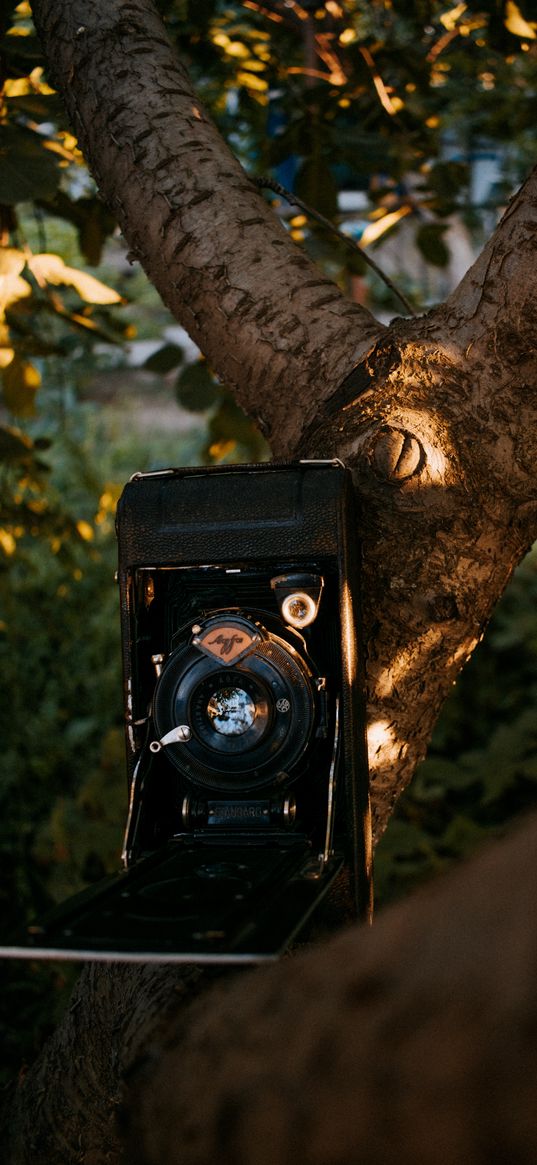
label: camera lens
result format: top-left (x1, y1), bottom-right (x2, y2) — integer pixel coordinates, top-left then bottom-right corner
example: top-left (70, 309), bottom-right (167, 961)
top-left (152, 613), bottom-right (315, 791)
top-left (193, 672), bottom-right (270, 755)
top-left (206, 687), bottom-right (256, 736)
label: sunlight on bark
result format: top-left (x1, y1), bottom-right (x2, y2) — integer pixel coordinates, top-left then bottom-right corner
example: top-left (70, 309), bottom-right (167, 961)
top-left (385, 407), bottom-right (452, 489)
top-left (373, 628), bottom-right (447, 699)
top-left (367, 718), bottom-right (401, 770)
top-left (447, 636), bottom-right (480, 670)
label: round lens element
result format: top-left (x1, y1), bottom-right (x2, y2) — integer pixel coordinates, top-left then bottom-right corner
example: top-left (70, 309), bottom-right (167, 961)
top-left (206, 687), bottom-right (256, 736)
top-left (281, 591), bottom-right (317, 627)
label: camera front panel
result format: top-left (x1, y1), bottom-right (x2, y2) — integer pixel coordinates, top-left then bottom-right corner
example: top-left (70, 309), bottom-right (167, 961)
top-left (116, 461), bottom-right (372, 944)
top-left (124, 560), bottom-right (341, 862)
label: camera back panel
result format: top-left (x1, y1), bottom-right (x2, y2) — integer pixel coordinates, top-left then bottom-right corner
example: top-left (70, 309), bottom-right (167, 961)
top-left (3, 461), bottom-right (372, 964)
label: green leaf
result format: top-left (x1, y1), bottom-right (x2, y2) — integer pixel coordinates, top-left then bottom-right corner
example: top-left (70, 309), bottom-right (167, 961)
top-left (440, 815), bottom-right (492, 858)
top-left (176, 360), bottom-right (221, 412)
top-left (144, 343), bottom-right (185, 373)
top-left (0, 124), bottom-right (62, 204)
top-left (77, 207), bottom-right (111, 267)
top-left (6, 92), bottom-right (63, 121)
top-left (421, 161), bottom-right (469, 217)
top-left (39, 192), bottom-right (117, 266)
top-left (0, 33), bottom-right (42, 79)
top-left (294, 157), bottom-right (339, 221)
top-left (415, 222), bottom-right (450, 268)
top-left (205, 393), bottom-right (269, 463)
top-left (428, 161), bottom-right (469, 199)
top-left (0, 424), bottom-right (34, 465)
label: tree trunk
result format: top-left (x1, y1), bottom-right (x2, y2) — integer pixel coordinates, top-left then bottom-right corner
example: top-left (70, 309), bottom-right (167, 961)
top-left (8, 813), bottom-right (537, 1164)
top-left (5, 0), bottom-right (537, 1159)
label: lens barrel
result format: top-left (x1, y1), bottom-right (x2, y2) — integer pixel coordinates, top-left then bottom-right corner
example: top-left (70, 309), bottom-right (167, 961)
top-left (152, 612), bottom-right (315, 792)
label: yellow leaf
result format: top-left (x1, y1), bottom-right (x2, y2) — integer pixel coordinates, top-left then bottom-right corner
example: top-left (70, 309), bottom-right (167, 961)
top-left (505, 1), bottom-right (536, 38)
top-left (236, 70), bottom-right (268, 91)
top-left (2, 357), bottom-right (40, 417)
top-left (13, 2), bottom-right (31, 19)
top-left (0, 273), bottom-right (31, 315)
top-left (209, 439), bottom-right (236, 461)
top-left (66, 267), bottom-right (122, 305)
top-left (29, 66), bottom-right (55, 95)
top-left (241, 58), bottom-right (266, 72)
top-left (28, 253), bottom-right (122, 304)
top-left (76, 519), bottom-right (94, 542)
top-left (3, 77), bottom-right (31, 96)
top-left (226, 41), bottom-right (249, 58)
top-left (361, 206), bottom-right (412, 247)
top-left (0, 529), bottom-right (16, 556)
top-left (57, 131), bottom-right (80, 154)
top-left (0, 249), bottom-right (31, 315)
top-left (0, 249), bottom-right (25, 278)
top-left (0, 348), bottom-right (14, 368)
top-left (440, 3), bottom-right (467, 30)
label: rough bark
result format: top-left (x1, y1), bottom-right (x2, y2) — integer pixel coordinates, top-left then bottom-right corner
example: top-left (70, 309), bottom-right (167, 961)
top-left (5, 962), bottom-right (205, 1163)
top-left (29, 0), bottom-right (383, 456)
top-left (6, 0), bottom-right (537, 1161)
top-left (121, 810), bottom-right (537, 1165)
top-left (9, 813), bottom-right (537, 1164)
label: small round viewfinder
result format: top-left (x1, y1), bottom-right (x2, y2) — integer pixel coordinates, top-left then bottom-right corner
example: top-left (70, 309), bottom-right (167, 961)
top-left (281, 591), bottom-right (317, 628)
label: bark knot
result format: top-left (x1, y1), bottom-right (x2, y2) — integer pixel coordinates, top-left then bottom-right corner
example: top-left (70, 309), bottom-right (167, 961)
top-left (370, 427), bottom-right (425, 483)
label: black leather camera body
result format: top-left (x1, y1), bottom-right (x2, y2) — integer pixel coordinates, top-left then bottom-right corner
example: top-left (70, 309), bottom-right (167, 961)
top-left (5, 460), bottom-right (372, 964)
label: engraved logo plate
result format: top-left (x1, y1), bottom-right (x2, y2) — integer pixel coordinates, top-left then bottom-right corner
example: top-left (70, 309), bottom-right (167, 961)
top-left (197, 623), bottom-right (258, 662)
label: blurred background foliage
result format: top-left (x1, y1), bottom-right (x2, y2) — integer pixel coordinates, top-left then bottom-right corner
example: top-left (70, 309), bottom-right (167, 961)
top-left (1, 0), bottom-right (537, 1081)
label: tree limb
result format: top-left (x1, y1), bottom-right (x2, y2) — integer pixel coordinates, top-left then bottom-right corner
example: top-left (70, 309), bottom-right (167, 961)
top-left (30, 0), bottom-right (384, 455)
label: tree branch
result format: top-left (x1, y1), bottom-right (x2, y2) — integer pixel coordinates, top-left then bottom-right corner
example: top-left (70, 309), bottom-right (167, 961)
top-left (30, 0), bottom-right (384, 454)
top-left (436, 166), bottom-right (537, 358)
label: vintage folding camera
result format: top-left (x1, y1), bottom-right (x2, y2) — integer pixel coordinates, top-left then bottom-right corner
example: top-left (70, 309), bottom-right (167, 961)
top-left (4, 460), bottom-right (372, 964)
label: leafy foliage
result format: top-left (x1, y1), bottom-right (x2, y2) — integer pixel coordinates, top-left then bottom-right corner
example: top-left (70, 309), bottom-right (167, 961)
top-left (157, 0), bottom-right (537, 310)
